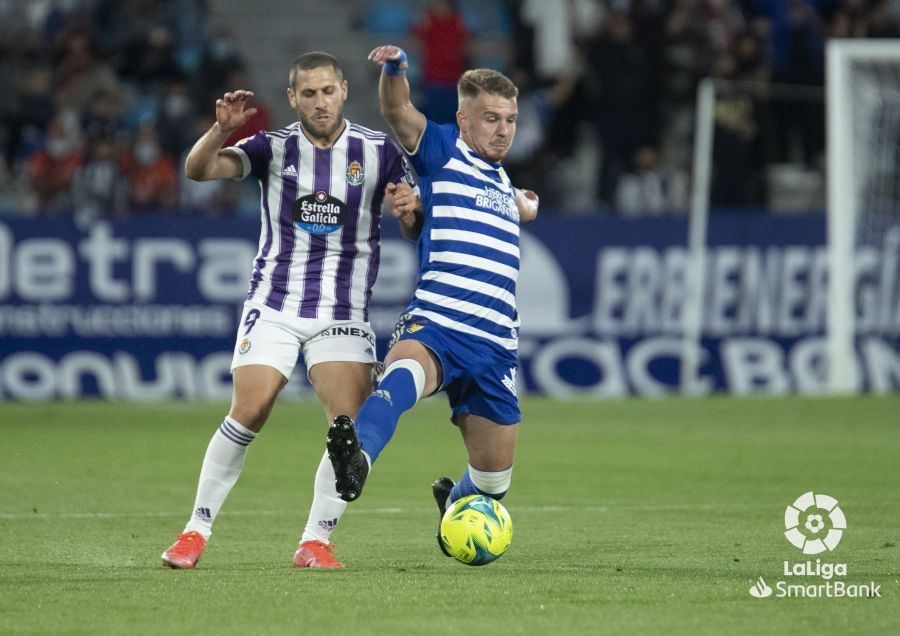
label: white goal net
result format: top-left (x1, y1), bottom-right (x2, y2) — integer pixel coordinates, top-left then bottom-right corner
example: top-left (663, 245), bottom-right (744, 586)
top-left (827, 39), bottom-right (900, 393)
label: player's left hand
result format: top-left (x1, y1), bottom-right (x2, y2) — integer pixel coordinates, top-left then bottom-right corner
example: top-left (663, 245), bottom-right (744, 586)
top-left (516, 188), bottom-right (539, 222)
top-left (368, 45), bottom-right (408, 71)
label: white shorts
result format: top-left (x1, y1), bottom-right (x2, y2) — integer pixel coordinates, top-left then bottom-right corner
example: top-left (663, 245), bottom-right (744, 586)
top-left (231, 300), bottom-right (377, 380)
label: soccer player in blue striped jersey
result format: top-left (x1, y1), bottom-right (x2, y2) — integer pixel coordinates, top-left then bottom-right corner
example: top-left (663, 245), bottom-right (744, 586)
top-left (327, 45), bottom-right (539, 556)
top-left (161, 52), bottom-right (417, 569)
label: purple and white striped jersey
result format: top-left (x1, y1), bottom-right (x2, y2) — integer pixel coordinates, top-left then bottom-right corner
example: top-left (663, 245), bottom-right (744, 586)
top-left (228, 120), bottom-right (414, 321)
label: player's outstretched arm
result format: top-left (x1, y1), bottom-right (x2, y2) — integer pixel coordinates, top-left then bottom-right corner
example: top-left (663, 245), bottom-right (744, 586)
top-left (368, 45), bottom-right (426, 154)
top-left (515, 188), bottom-right (539, 223)
top-left (185, 90), bottom-right (258, 181)
top-left (385, 182), bottom-right (423, 241)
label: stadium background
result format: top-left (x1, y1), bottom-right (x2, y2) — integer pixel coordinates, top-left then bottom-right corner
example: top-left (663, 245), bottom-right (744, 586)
top-left (2, 0), bottom-right (898, 397)
top-left (1, 2), bottom-right (899, 634)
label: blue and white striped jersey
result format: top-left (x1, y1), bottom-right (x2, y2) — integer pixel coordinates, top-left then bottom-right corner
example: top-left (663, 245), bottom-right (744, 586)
top-left (406, 121), bottom-right (520, 351)
top-left (228, 120), bottom-right (414, 321)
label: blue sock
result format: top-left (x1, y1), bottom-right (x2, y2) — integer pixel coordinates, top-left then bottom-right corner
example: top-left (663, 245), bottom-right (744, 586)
top-left (450, 470), bottom-right (480, 502)
top-left (356, 366), bottom-right (421, 464)
top-left (450, 468), bottom-right (510, 502)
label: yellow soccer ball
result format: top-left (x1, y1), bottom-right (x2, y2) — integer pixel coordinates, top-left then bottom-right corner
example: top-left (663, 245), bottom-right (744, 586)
top-left (439, 495), bottom-right (512, 566)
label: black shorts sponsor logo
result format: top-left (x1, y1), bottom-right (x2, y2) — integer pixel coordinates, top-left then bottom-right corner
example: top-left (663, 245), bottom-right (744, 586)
top-left (319, 325), bottom-right (375, 346)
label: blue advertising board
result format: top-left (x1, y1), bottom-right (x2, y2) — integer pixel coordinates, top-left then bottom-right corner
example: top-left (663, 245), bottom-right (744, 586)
top-left (0, 214), bottom-right (897, 399)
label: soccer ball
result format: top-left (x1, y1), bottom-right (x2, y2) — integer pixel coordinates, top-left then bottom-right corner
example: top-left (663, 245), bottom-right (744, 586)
top-left (439, 495), bottom-right (512, 566)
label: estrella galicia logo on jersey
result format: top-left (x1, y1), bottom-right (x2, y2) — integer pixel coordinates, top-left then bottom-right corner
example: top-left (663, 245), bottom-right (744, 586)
top-left (346, 160), bottom-right (365, 185)
top-left (238, 338), bottom-right (251, 354)
top-left (292, 191), bottom-right (346, 234)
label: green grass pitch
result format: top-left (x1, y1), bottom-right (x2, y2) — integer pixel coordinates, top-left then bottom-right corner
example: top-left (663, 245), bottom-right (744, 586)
top-left (1, 396), bottom-right (898, 634)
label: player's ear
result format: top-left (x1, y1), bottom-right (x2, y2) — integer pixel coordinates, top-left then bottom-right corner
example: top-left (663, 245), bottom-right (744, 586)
top-left (341, 79), bottom-right (348, 101)
top-left (287, 86), bottom-right (297, 109)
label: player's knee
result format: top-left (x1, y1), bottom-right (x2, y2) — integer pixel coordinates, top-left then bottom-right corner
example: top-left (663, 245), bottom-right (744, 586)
top-left (229, 399), bottom-right (273, 432)
top-left (468, 464), bottom-right (513, 499)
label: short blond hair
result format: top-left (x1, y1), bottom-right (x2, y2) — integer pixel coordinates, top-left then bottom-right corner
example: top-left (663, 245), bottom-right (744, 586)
top-left (457, 68), bottom-right (518, 101)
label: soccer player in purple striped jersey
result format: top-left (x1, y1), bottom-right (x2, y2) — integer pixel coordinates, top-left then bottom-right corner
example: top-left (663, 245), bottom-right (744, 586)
top-left (326, 44), bottom-right (540, 559)
top-left (161, 52), bottom-right (418, 570)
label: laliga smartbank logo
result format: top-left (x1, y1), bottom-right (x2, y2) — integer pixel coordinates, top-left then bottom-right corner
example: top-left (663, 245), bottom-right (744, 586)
top-left (784, 491), bottom-right (845, 554)
top-left (748, 491), bottom-right (881, 600)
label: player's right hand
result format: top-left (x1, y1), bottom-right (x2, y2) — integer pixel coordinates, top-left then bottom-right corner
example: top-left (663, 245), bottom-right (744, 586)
top-left (368, 45), bottom-right (408, 71)
top-left (215, 90), bottom-right (258, 134)
top-left (385, 182), bottom-right (418, 220)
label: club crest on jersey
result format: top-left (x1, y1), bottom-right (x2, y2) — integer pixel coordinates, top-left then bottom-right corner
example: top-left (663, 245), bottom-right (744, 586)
top-left (239, 338), bottom-right (251, 354)
top-left (346, 160), bottom-right (365, 185)
top-left (292, 190), bottom-right (347, 234)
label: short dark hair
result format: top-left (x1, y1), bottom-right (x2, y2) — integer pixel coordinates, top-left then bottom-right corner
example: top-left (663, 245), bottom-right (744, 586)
top-left (289, 52), bottom-right (343, 88)
top-left (457, 68), bottom-right (518, 101)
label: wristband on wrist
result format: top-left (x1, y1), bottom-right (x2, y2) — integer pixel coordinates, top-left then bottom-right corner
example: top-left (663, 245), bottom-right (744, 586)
top-left (384, 49), bottom-right (408, 76)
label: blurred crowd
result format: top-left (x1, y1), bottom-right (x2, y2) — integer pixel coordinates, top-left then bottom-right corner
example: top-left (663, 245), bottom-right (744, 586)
top-left (494, 0), bottom-right (900, 212)
top-left (1, 0), bottom-right (899, 219)
top-left (0, 0), bottom-right (268, 221)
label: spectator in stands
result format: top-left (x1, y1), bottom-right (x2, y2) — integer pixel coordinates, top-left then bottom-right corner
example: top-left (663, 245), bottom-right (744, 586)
top-left (413, 0), bottom-right (470, 124)
top-left (709, 51), bottom-right (766, 207)
top-left (584, 11), bottom-right (659, 205)
top-left (519, 0), bottom-right (600, 161)
top-left (157, 80), bottom-right (198, 157)
top-left (658, 0), bottom-right (714, 172)
top-left (614, 145), bottom-right (688, 216)
top-left (503, 66), bottom-right (576, 207)
top-left (121, 24), bottom-right (183, 87)
top-left (2, 63), bottom-right (55, 177)
top-left (519, 0), bottom-right (599, 83)
top-left (81, 87), bottom-right (125, 143)
top-left (179, 117), bottom-right (240, 217)
top-left (72, 135), bottom-right (129, 223)
top-left (867, 0), bottom-right (900, 37)
top-left (194, 26), bottom-right (245, 107)
top-left (220, 69), bottom-right (272, 147)
top-left (28, 111), bottom-right (84, 214)
top-left (54, 31), bottom-right (122, 115)
top-left (122, 120), bottom-right (178, 213)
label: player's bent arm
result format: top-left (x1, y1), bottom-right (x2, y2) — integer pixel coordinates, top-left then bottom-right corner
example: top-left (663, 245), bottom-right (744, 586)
top-left (385, 182), bottom-right (424, 241)
top-left (369, 45), bottom-right (426, 154)
top-left (396, 202), bottom-right (424, 241)
top-left (515, 188), bottom-right (539, 223)
top-left (397, 203), bottom-right (424, 241)
top-left (184, 123), bottom-right (243, 181)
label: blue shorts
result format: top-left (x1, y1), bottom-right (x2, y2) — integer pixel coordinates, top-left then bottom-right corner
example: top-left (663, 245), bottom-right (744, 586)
top-left (390, 313), bottom-right (521, 425)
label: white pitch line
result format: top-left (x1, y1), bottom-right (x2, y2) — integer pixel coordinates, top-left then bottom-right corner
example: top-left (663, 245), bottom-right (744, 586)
top-left (0, 502), bottom-right (784, 521)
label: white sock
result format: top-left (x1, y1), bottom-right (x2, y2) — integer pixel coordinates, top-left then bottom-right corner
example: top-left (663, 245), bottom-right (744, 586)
top-left (183, 416), bottom-right (256, 539)
top-left (300, 450), bottom-right (348, 544)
